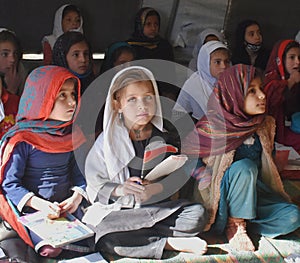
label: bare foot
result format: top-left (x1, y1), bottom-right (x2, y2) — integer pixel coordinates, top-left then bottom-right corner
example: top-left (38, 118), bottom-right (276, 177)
top-left (165, 237), bottom-right (207, 254)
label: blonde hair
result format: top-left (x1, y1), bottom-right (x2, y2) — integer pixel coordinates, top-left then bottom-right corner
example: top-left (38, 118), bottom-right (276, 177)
top-left (112, 68), bottom-right (154, 102)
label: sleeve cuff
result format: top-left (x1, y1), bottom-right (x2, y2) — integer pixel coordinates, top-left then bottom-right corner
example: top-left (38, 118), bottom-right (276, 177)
top-left (17, 192), bottom-right (35, 212)
top-left (71, 186), bottom-right (88, 201)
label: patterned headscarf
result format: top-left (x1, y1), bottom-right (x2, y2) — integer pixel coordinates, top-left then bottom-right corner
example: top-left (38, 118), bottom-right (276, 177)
top-left (183, 64), bottom-right (265, 157)
top-left (0, 65), bottom-right (85, 247)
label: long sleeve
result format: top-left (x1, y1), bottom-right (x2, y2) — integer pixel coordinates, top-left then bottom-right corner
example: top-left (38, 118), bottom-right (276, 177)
top-left (2, 142), bottom-right (34, 212)
top-left (85, 134), bottom-right (120, 204)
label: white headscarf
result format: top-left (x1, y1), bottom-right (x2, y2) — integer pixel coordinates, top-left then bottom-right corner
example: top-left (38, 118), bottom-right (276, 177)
top-left (296, 30), bottom-right (300, 43)
top-left (103, 66), bottom-right (163, 180)
top-left (174, 41), bottom-right (228, 120)
top-left (42, 4), bottom-right (84, 49)
top-left (189, 28), bottom-right (224, 72)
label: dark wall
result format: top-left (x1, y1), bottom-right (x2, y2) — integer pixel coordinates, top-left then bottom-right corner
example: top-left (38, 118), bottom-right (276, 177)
top-left (224, 0), bottom-right (300, 52)
top-left (0, 0), bottom-right (142, 53)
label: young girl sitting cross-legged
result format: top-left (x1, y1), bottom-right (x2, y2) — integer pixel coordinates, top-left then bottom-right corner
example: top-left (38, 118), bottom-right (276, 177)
top-left (84, 65), bottom-right (208, 259)
top-left (183, 64), bottom-right (300, 252)
top-left (0, 65), bottom-right (90, 258)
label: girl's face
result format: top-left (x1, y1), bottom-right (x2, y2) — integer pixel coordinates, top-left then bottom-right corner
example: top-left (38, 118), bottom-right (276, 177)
top-left (143, 15), bottom-right (159, 38)
top-left (116, 80), bottom-right (156, 129)
top-left (113, 51), bottom-right (134, 67)
top-left (62, 10), bottom-right (81, 33)
top-left (210, 49), bottom-right (231, 78)
top-left (284, 47), bottom-right (300, 75)
top-left (66, 41), bottom-right (90, 74)
top-left (244, 77), bottom-right (266, 115)
top-left (48, 79), bottom-right (77, 121)
top-left (244, 24), bottom-right (262, 45)
top-left (0, 41), bottom-right (18, 73)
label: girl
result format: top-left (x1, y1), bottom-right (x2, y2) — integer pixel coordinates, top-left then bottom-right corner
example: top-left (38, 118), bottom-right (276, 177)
top-left (0, 72), bottom-right (20, 139)
top-left (0, 66), bottom-right (89, 258)
top-left (127, 7), bottom-right (174, 61)
top-left (84, 66), bottom-right (208, 259)
top-left (231, 20), bottom-right (270, 71)
top-left (264, 39), bottom-right (300, 151)
top-left (0, 28), bottom-right (28, 95)
top-left (189, 28), bottom-right (225, 72)
top-left (100, 41), bottom-right (136, 74)
top-left (52, 31), bottom-right (95, 95)
top-left (183, 64), bottom-right (300, 251)
top-left (42, 4), bottom-right (83, 65)
top-left (173, 40), bottom-right (231, 123)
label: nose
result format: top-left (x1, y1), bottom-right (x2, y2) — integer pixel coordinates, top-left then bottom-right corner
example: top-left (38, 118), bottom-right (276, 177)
top-left (68, 96), bottom-right (76, 106)
top-left (258, 90), bottom-right (265, 99)
top-left (137, 99), bottom-right (147, 109)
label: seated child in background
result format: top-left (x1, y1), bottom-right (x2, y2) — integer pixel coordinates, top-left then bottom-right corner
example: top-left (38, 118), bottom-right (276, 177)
top-left (100, 41), bottom-right (136, 74)
top-left (0, 72), bottom-right (20, 138)
top-left (42, 4), bottom-right (83, 65)
top-left (0, 28), bottom-right (28, 95)
top-left (127, 7), bottom-right (174, 61)
top-left (84, 66), bottom-right (208, 259)
top-left (0, 65), bottom-right (89, 258)
top-left (173, 40), bottom-right (231, 124)
top-left (183, 64), bottom-right (300, 252)
top-left (52, 31), bottom-right (95, 95)
top-left (189, 28), bottom-right (224, 72)
top-left (264, 39), bottom-right (300, 151)
top-left (231, 19), bottom-right (270, 71)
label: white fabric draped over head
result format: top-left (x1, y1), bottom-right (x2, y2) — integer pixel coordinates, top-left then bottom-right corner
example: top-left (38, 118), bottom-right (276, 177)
top-left (42, 4), bottom-right (84, 48)
top-left (103, 66), bottom-right (163, 180)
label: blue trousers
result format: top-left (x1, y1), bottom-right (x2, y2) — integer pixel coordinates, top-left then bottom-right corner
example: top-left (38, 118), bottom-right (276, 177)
top-left (213, 158), bottom-right (300, 238)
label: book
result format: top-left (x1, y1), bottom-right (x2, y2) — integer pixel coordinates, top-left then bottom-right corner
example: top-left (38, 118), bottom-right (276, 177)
top-left (18, 211), bottom-right (94, 248)
top-left (143, 154), bottom-right (188, 181)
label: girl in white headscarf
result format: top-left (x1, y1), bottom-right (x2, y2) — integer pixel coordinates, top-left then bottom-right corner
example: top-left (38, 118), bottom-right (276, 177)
top-left (173, 41), bottom-right (230, 123)
top-left (84, 66), bottom-right (208, 259)
top-left (41, 4), bottom-right (83, 65)
top-left (188, 28), bottom-right (224, 72)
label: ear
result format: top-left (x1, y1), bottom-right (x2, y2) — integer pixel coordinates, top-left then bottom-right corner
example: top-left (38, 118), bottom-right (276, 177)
top-left (112, 99), bottom-right (122, 113)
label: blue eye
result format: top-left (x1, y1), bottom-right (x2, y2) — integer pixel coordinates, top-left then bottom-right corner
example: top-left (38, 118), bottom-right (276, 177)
top-left (128, 97), bottom-right (136, 102)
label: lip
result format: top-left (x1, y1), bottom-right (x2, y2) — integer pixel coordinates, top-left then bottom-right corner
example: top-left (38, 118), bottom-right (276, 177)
top-left (79, 66), bottom-right (88, 71)
top-left (136, 113), bottom-right (149, 117)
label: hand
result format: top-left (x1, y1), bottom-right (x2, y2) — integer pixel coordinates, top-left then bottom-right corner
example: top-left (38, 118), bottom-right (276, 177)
top-left (112, 176), bottom-right (145, 197)
top-left (287, 71), bottom-right (300, 89)
top-left (26, 196), bottom-right (61, 219)
top-left (138, 183), bottom-right (163, 203)
top-left (58, 191), bottom-right (83, 214)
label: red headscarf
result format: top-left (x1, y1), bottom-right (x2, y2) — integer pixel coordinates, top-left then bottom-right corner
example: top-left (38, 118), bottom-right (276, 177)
top-left (183, 64), bottom-right (265, 157)
top-left (0, 65), bottom-right (86, 247)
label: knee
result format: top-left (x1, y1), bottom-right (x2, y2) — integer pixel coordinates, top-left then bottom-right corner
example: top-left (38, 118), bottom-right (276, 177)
top-left (229, 158), bottom-right (258, 183)
top-left (183, 203), bottom-right (208, 232)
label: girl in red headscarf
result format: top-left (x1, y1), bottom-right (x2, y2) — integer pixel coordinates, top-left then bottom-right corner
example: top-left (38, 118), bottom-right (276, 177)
top-left (183, 64), bottom-right (300, 252)
top-left (264, 39), bottom-right (300, 151)
top-left (0, 66), bottom-right (89, 258)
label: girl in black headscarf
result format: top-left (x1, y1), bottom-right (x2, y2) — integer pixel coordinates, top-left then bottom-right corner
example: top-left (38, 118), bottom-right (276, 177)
top-left (127, 7), bottom-right (174, 61)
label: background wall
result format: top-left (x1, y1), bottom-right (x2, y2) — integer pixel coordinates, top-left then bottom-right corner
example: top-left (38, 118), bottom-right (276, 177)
top-left (0, 0), bottom-right (299, 65)
top-left (0, 0), bottom-right (142, 53)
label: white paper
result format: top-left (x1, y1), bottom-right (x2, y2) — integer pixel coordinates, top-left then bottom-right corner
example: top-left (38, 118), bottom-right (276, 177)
top-left (144, 154), bottom-right (188, 181)
top-left (0, 247), bottom-right (6, 259)
top-left (58, 252), bottom-right (108, 263)
top-left (82, 202), bottom-right (121, 227)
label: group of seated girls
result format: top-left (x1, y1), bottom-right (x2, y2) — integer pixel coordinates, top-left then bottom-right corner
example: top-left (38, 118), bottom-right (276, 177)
top-left (0, 4), bottom-right (299, 262)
